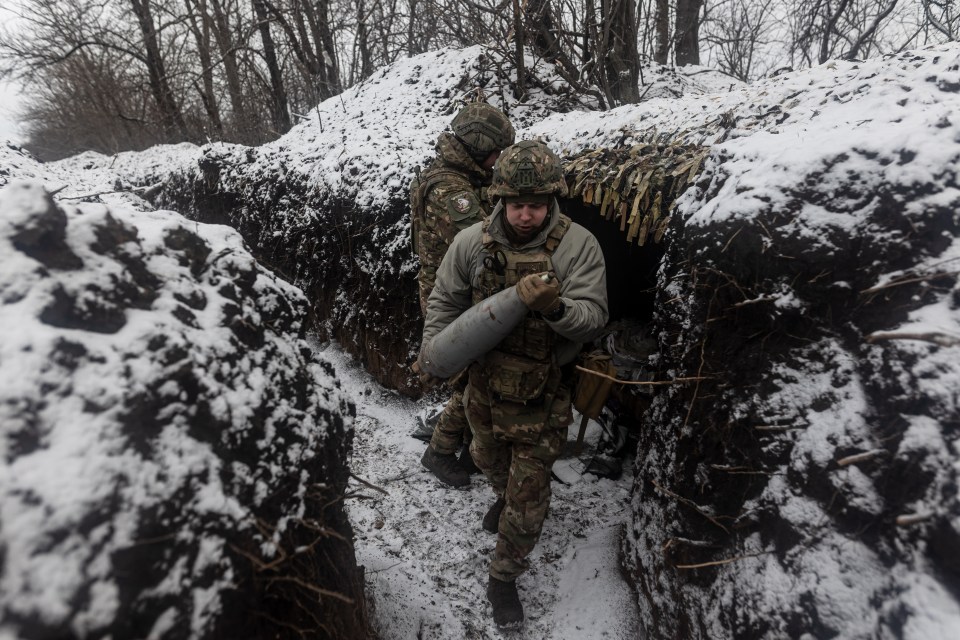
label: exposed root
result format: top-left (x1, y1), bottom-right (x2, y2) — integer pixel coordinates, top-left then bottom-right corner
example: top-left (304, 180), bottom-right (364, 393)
top-left (651, 479), bottom-right (731, 534)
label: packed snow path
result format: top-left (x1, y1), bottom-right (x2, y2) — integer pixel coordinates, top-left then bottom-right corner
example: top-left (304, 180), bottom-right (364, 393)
top-left (315, 342), bottom-right (641, 639)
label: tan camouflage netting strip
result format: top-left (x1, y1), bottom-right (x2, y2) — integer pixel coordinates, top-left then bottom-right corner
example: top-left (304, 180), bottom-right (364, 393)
top-left (563, 142), bottom-right (709, 245)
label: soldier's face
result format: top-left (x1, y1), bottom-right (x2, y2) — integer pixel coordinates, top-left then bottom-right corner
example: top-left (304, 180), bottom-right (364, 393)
top-left (505, 201), bottom-right (549, 240)
top-left (481, 150), bottom-right (501, 169)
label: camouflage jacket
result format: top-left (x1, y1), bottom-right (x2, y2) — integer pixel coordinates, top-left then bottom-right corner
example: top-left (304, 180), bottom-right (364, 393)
top-left (423, 200), bottom-right (609, 367)
top-left (411, 132), bottom-right (493, 313)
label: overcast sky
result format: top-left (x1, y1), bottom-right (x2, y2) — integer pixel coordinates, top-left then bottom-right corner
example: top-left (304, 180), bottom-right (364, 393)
top-left (0, 79), bottom-right (25, 143)
top-left (0, 2), bottom-right (25, 144)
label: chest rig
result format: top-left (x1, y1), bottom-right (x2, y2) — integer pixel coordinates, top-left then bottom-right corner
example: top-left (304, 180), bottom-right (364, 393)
top-left (472, 214), bottom-right (571, 403)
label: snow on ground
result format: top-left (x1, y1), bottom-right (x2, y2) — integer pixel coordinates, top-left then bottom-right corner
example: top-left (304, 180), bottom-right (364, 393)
top-left (314, 341), bottom-right (640, 640)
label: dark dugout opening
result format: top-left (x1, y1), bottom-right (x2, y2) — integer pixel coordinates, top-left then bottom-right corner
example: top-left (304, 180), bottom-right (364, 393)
top-left (561, 195), bottom-right (664, 478)
top-left (562, 197), bottom-right (664, 323)
top-left (557, 142), bottom-right (706, 477)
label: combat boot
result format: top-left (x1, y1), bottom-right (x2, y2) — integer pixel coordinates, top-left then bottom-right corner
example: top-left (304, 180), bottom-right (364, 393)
top-left (458, 442), bottom-right (481, 475)
top-left (482, 497), bottom-right (506, 533)
top-left (421, 447), bottom-right (469, 487)
top-left (487, 576), bottom-right (523, 628)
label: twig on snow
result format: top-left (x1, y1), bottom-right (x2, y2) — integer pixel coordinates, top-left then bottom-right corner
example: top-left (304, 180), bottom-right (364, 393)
top-left (860, 270), bottom-right (959, 295)
top-left (682, 336), bottom-right (709, 432)
top-left (349, 473), bottom-right (390, 495)
top-left (866, 331), bottom-right (960, 347)
top-left (896, 512), bottom-right (934, 526)
top-left (651, 479), bottom-right (730, 534)
top-left (674, 550), bottom-right (770, 570)
top-left (836, 449), bottom-right (886, 467)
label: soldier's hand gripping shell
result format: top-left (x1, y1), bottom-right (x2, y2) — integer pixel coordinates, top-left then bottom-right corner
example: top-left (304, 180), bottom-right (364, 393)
top-left (411, 357), bottom-right (442, 389)
top-left (516, 272), bottom-right (560, 312)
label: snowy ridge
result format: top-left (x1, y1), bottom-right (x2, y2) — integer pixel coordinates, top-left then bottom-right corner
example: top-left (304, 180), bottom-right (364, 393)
top-left (0, 181), bottom-right (358, 638)
top-left (618, 45), bottom-right (960, 638)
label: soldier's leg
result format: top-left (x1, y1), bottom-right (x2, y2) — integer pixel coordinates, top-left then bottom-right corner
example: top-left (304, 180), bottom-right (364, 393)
top-left (464, 377), bottom-right (510, 495)
top-left (490, 386), bottom-right (572, 581)
top-left (428, 388), bottom-right (467, 455)
top-left (422, 372), bottom-right (474, 486)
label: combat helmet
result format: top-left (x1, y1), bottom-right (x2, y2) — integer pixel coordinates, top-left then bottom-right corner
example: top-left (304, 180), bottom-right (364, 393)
top-left (452, 103), bottom-right (515, 160)
top-left (488, 140), bottom-right (569, 198)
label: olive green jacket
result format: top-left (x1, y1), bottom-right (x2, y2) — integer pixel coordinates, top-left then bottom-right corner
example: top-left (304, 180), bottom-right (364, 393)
top-left (423, 200), bottom-right (609, 366)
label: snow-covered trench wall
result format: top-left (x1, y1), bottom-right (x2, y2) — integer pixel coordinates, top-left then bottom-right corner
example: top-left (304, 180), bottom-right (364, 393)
top-left (160, 144), bottom-right (422, 395)
top-left (0, 177), bottom-right (367, 638)
top-left (543, 48), bottom-right (960, 637)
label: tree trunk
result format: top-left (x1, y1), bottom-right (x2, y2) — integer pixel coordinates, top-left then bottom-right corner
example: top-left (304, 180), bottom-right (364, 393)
top-left (184, 0), bottom-right (223, 136)
top-left (675, 0), bottom-right (702, 66)
top-left (356, 0), bottom-right (374, 80)
top-left (523, 0), bottom-right (583, 90)
top-left (207, 0), bottom-right (250, 141)
top-left (252, 0), bottom-right (291, 134)
top-left (302, 0), bottom-right (342, 98)
top-left (525, 0), bottom-right (559, 60)
top-left (407, 0), bottom-right (421, 56)
top-left (654, 0), bottom-right (669, 64)
top-left (603, 0), bottom-right (640, 104)
top-left (584, 0), bottom-right (596, 66)
top-left (819, 0), bottom-right (852, 64)
top-left (128, 0), bottom-right (189, 140)
top-left (513, 0), bottom-right (526, 100)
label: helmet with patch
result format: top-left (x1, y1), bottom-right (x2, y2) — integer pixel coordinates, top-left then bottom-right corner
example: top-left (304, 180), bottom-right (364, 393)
top-left (451, 103), bottom-right (515, 160)
top-left (488, 140), bottom-right (568, 198)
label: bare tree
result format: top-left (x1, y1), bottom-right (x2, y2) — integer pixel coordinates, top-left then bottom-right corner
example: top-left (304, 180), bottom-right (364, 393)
top-left (251, 0), bottom-right (291, 133)
top-left (701, 0), bottom-right (773, 80)
top-left (791, 0), bottom-right (902, 66)
top-left (600, 0), bottom-right (641, 103)
top-left (922, 0), bottom-right (959, 39)
top-left (206, 0), bottom-right (255, 141)
top-left (128, 0), bottom-right (190, 139)
top-left (653, 0), bottom-right (670, 64)
top-left (183, 0), bottom-right (223, 136)
top-left (675, 0), bottom-right (703, 65)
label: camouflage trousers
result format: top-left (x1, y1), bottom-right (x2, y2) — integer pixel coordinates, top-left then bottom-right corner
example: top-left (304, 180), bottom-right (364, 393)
top-left (428, 390), bottom-right (470, 455)
top-left (464, 366), bottom-right (573, 581)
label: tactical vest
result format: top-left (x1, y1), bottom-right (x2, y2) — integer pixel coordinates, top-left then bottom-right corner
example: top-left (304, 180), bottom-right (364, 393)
top-left (409, 167), bottom-right (486, 256)
top-left (473, 214), bottom-right (572, 403)
top-left (410, 167), bottom-right (452, 255)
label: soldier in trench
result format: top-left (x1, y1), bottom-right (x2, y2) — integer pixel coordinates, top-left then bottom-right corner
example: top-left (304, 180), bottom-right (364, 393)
top-left (418, 140), bottom-right (608, 627)
top-left (411, 101), bottom-right (516, 487)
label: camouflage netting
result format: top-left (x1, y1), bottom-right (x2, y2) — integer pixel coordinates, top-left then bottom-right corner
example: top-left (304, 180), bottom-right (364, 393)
top-left (0, 182), bottom-right (368, 639)
top-left (626, 117), bottom-right (960, 635)
top-left (564, 142), bottom-right (709, 246)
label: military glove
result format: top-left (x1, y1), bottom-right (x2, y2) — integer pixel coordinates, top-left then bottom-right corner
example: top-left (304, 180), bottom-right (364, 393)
top-left (516, 273), bottom-right (561, 313)
top-left (412, 357), bottom-right (442, 390)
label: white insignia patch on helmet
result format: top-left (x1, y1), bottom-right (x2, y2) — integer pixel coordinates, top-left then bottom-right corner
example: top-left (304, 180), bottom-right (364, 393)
top-left (453, 196), bottom-right (472, 213)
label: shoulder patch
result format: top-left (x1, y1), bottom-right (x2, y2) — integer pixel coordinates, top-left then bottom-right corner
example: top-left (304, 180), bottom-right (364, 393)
top-left (446, 191), bottom-right (481, 221)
